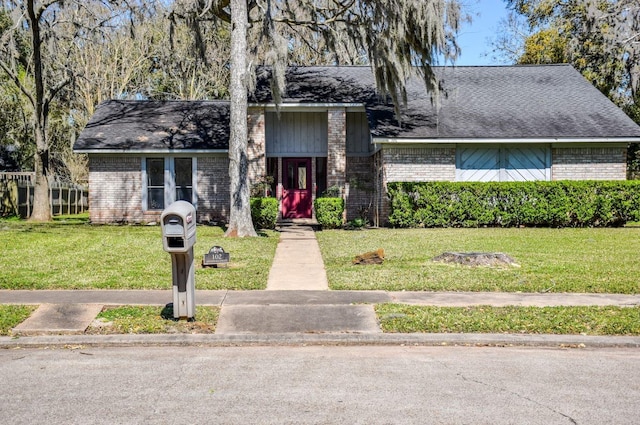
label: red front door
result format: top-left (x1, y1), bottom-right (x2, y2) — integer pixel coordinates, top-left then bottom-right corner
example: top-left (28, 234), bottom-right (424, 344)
top-left (282, 158), bottom-right (312, 219)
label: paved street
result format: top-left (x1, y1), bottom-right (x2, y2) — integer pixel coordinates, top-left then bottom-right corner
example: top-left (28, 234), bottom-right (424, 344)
top-left (2, 345), bottom-right (639, 424)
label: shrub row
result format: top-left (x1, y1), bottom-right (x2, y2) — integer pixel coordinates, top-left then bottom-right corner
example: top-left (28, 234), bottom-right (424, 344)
top-left (314, 197), bottom-right (344, 229)
top-left (387, 181), bottom-right (640, 228)
top-left (250, 197), bottom-right (346, 230)
top-left (250, 197), bottom-right (278, 229)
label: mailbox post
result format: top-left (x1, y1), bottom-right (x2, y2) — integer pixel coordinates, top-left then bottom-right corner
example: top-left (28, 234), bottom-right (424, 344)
top-left (161, 201), bottom-right (196, 320)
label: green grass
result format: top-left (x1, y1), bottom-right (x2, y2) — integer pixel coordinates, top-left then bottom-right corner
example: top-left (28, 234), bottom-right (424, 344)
top-left (4, 219), bottom-right (640, 293)
top-left (0, 305), bottom-right (38, 335)
top-left (0, 218), bottom-right (278, 290)
top-left (376, 304), bottom-right (640, 335)
top-left (316, 228), bottom-right (640, 293)
top-left (87, 305), bottom-right (220, 334)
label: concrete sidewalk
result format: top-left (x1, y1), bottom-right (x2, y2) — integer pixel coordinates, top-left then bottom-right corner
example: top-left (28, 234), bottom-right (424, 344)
top-left (2, 224), bottom-right (640, 347)
top-left (3, 289), bottom-right (640, 345)
top-left (4, 289), bottom-right (640, 308)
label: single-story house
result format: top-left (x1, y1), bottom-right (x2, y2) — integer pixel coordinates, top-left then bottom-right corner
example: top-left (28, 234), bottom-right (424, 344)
top-left (74, 64), bottom-right (640, 225)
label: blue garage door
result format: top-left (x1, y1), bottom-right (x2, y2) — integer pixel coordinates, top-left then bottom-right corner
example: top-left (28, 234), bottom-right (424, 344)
top-left (456, 145), bottom-right (551, 182)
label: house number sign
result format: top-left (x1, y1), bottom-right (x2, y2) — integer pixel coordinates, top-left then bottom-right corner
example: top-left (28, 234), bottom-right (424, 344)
top-left (202, 246), bottom-right (230, 267)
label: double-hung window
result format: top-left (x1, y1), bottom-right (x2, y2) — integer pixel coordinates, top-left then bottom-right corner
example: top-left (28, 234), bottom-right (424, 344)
top-left (143, 157), bottom-right (196, 210)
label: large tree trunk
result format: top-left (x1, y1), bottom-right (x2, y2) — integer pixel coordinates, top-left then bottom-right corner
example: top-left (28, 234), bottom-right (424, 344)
top-left (27, 0), bottom-right (51, 222)
top-left (30, 125), bottom-right (51, 221)
top-left (225, 0), bottom-right (257, 237)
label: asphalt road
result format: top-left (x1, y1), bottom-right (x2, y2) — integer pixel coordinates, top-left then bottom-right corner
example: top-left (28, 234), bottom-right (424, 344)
top-left (1, 345), bottom-right (638, 424)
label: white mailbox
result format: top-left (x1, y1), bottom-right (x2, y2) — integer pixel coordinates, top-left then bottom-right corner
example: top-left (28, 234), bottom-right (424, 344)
top-left (160, 201), bottom-right (196, 320)
top-left (161, 201), bottom-right (196, 253)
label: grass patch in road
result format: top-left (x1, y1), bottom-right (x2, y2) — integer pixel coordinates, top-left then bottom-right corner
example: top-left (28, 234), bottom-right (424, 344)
top-left (316, 228), bottom-right (640, 293)
top-left (376, 304), bottom-right (640, 335)
top-left (0, 218), bottom-right (278, 290)
top-left (0, 305), bottom-right (38, 335)
top-left (87, 305), bottom-right (220, 334)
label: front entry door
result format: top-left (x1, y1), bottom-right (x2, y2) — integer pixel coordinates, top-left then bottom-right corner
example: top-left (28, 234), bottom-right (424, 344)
top-left (282, 158), bottom-right (312, 219)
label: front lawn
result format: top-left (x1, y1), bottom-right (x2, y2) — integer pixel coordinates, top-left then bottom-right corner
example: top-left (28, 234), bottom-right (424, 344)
top-left (3, 219), bottom-right (640, 293)
top-left (0, 218), bottom-right (278, 290)
top-left (316, 228), bottom-right (640, 293)
top-left (376, 304), bottom-right (640, 335)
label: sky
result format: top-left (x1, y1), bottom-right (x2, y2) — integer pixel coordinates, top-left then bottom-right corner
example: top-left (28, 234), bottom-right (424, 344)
top-left (453, 0), bottom-right (512, 66)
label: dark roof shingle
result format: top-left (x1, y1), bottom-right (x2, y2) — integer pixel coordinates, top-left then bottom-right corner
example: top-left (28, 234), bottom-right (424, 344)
top-left (255, 65), bottom-right (640, 139)
top-left (74, 100), bottom-right (230, 152)
top-left (75, 65), bottom-right (640, 153)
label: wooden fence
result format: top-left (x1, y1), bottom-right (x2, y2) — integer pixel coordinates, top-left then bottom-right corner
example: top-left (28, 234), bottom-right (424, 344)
top-left (0, 172), bottom-right (88, 218)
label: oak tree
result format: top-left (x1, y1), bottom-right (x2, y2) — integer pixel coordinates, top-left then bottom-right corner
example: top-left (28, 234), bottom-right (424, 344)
top-left (0, 0), bottom-right (126, 220)
top-left (186, 0), bottom-right (463, 237)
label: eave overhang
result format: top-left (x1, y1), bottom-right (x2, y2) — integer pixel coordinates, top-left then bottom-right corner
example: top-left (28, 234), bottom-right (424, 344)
top-left (372, 137), bottom-right (640, 146)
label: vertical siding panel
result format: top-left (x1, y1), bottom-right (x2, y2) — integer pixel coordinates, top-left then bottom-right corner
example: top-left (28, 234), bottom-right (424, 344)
top-left (265, 111), bottom-right (329, 156)
top-left (313, 113), bottom-right (320, 153)
top-left (286, 112), bottom-right (293, 153)
top-left (347, 112), bottom-right (371, 155)
top-left (291, 113), bottom-right (298, 153)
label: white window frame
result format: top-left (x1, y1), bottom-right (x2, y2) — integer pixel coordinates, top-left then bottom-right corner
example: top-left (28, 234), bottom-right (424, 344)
top-left (142, 156), bottom-right (198, 211)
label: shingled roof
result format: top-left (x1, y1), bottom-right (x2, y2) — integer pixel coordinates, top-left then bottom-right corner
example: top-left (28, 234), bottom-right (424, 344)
top-left (74, 100), bottom-right (230, 152)
top-left (253, 65), bottom-right (640, 140)
top-left (75, 65), bottom-right (640, 153)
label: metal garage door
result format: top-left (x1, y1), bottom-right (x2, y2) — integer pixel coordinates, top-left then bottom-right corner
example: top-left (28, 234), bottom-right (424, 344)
top-left (456, 145), bottom-right (551, 182)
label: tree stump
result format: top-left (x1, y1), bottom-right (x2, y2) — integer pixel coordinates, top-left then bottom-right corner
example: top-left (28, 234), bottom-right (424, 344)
top-left (432, 252), bottom-right (519, 268)
top-left (353, 248), bottom-right (385, 265)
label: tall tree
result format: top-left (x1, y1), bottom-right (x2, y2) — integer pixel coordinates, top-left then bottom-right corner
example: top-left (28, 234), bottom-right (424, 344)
top-left (0, 0), bottom-right (120, 220)
top-left (583, 0), bottom-right (639, 101)
top-left (495, 0), bottom-right (640, 178)
top-left (499, 0), bottom-right (639, 106)
top-left (185, 0), bottom-right (463, 237)
top-left (489, 11), bottom-right (531, 64)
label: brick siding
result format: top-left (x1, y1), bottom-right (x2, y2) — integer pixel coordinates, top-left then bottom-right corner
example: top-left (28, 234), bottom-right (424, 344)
top-left (376, 147), bottom-right (456, 225)
top-left (345, 156), bottom-right (374, 221)
top-left (196, 155), bottom-right (230, 223)
top-left (382, 147), bottom-right (456, 182)
top-left (552, 147), bottom-right (627, 180)
top-left (327, 108), bottom-right (347, 188)
top-left (247, 107), bottom-right (266, 185)
top-left (88, 156), bottom-right (144, 223)
top-left (88, 155), bottom-right (231, 224)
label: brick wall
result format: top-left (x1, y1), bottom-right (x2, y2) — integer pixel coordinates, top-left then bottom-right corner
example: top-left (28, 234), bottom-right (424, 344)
top-left (345, 156), bottom-right (374, 221)
top-left (247, 107), bottom-right (266, 186)
top-left (552, 147), bottom-right (627, 180)
top-left (377, 147), bottom-right (456, 225)
top-left (382, 147), bottom-right (456, 182)
top-left (327, 108), bottom-right (346, 188)
top-left (196, 155), bottom-right (230, 223)
top-left (88, 156), bottom-right (144, 223)
top-left (88, 155), bottom-right (231, 224)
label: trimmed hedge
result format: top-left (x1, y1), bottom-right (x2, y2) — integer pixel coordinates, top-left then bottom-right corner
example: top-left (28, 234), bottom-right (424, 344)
top-left (314, 197), bottom-right (344, 229)
top-left (250, 197), bottom-right (278, 229)
top-left (387, 181), bottom-right (640, 228)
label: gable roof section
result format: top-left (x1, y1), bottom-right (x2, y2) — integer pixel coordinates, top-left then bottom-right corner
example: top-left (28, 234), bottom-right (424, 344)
top-left (253, 65), bottom-right (640, 140)
top-left (74, 100), bottom-right (230, 153)
top-left (75, 65), bottom-right (640, 153)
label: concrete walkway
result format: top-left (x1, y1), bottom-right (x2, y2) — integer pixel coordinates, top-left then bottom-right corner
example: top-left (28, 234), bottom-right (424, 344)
top-left (266, 225), bottom-right (328, 290)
